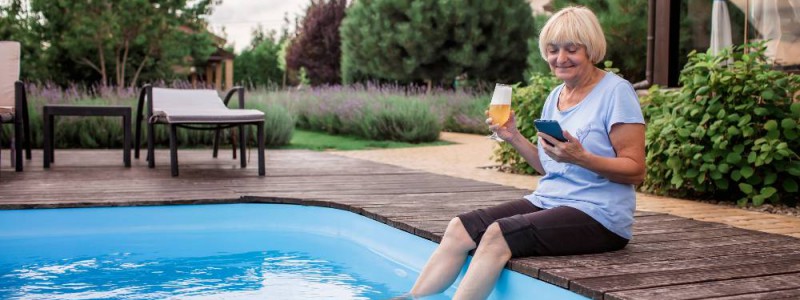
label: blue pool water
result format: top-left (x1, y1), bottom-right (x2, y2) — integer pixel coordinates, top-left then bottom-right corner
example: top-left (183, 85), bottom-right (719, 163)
top-left (0, 204), bottom-right (587, 299)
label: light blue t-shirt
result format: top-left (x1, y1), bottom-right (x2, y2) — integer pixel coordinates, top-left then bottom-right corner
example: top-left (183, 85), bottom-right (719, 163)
top-left (524, 72), bottom-right (644, 239)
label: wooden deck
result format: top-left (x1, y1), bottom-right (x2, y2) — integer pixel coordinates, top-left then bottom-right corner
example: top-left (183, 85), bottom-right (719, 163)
top-left (2, 149), bottom-right (800, 300)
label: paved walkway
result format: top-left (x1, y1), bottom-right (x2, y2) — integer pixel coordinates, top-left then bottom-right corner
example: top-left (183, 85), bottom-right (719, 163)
top-left (332, 132), bottom-right (800, 239)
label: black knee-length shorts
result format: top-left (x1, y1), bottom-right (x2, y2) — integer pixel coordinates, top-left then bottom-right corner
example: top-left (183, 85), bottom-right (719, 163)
top-left (457, 199), bottom-right (629, 257)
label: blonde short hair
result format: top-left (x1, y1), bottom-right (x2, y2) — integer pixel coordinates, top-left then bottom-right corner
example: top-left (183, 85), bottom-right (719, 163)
top-left (538, 6), bottom-right (606, 63)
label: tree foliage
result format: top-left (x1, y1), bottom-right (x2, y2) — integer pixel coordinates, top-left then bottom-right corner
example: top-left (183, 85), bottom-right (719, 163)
top-left (286, 0), bottom-right (347, 86)
top-left (1, 0), bottom-right (217, 88)
top-left (0, 0), bottom-right (51, 81)
top-left (340, 0), bottom-right (534, 86)
top-left (527, 0), bottom-right (648, 82)
top-left (235, 27), bottom-right (285, 88)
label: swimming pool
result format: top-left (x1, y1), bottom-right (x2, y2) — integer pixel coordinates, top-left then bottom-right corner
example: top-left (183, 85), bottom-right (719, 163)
top-left (0, 204), bottom-right (587, 299)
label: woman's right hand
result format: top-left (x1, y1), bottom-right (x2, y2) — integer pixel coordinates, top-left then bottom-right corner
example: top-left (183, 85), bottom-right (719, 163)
top-left (486, 110), bottom-right (521, 143)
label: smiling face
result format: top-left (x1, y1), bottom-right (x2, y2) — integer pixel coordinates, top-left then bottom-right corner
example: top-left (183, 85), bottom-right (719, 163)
top-left (537, 6), bottom-right (607, 80)
top-left (546, 43), bottom-right (594, 83)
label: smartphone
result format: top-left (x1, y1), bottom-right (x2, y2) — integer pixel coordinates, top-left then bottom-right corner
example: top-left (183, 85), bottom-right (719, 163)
top-left (534, 119), bottom-right (568, 145)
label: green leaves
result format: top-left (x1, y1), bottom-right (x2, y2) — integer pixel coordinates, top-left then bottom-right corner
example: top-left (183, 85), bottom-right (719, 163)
top-left (764, 120), bottom-right (779, 131)
top-left (784, 179), bottom-right (799, 193)
top-left (641, 42), bottom-right (800, 206)
top-left (27, 0), bottom-right (215, 87)
top-left (791, 102), bottom-right (800, 118)
top-left (342, 0), bottom-right (535, 84)
top-left (739, 183), bottom-right (753, 194)
top-left (760, 89), bottom-right (776, 100)
top-left (739, 166), bottom-right (754, 178)
top-left (726, 152), bottom-right (742, 164)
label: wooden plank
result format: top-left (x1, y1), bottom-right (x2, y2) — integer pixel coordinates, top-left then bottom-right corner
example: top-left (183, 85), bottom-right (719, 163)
top-left (570, 258), bottom-right (800, 298)
top-left (632, 227), bottom-right (753, 243)
top-left (604, 272), bottom-right (800, 300)
top-left (703, 288), bottom-right (800, 300)
top-left (540, 249), bottom-right (800, 288)
top-left (509, 239), bottom-right (800, 276)
top-left (631, 214), bottom-right (693, 223)
top-left (628, 232), bottom-right (793, 252)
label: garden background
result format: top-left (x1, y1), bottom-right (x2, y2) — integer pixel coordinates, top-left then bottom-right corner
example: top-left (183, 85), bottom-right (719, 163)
top-left (0, 0), bottom-right (798, 207)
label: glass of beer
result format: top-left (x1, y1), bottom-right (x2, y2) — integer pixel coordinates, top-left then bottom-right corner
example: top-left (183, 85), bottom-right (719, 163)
top-left (487, 83), bottom-right (512, 142)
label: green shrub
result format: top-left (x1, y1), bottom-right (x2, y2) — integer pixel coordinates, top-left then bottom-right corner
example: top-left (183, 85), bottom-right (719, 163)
top-left (341, 0), bottom-right (534, 84)
top-left (245, 102), bottom-right (295, 148)
top-left (361, 97), bottom-right (441, 143)
top-left (493, 73), bottom-right (561, 174)
top-left (642, 43), bottom-right (800, 206)
top-left (434, 92), bottom-right (491, 134)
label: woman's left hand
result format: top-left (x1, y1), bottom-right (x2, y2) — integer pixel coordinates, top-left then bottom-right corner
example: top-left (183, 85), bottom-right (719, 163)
top-left (538, 130), bottom-right (587, 165)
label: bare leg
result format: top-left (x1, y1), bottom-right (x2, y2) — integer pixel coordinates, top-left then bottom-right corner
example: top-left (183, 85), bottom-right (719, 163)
top-left (453, 223), bottom-right (512, 300)
top-left (410, 217), bottom-right (477, 297)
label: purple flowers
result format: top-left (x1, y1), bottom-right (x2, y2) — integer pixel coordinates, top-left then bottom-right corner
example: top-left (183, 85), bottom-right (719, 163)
top-left (250, 84), bottom-right (488, 137)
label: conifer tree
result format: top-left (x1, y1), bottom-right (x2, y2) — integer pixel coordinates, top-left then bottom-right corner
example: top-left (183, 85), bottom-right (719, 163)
top-left (341, 0), bottom-right (534, 85)
top-left (528, 0), bottom-right (649, 82)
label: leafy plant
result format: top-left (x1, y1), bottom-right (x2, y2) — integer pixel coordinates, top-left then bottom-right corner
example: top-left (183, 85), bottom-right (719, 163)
top-left (235, 28), bottom-right (285, 89)
top-left (361, 97), bottom-right (441, 143)
top-left (641, 43), bottom-right (800, 206)
top-left (244, 102), bottom-right (295, 148)
top-left (27, 0), bottom-right (216, 88)
top-left (493, 73), bottom-right (561, 174)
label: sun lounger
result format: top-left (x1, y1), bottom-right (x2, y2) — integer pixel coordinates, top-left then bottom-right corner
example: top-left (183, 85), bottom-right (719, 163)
top-left (134, 84), bottom-right (265, 176)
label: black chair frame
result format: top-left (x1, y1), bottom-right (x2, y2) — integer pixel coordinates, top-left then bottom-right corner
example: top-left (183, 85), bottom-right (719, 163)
top-left (0, 81), bottom-right (31, 173)
top-left (134, 84), bottom-right (265, 177)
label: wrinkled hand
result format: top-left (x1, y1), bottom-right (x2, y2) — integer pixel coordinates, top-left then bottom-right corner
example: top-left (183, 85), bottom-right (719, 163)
top-left (486, 110), bottom-right (521, 142)
top-left (538, 130), bottom-right (587, 164)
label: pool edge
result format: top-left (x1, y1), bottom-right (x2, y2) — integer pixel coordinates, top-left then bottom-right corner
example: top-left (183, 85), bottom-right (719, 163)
top-left (0, 196), bottom-right (572, 298)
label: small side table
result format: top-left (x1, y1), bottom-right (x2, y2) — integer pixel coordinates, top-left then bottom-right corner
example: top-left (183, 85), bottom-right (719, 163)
top-left (43, 105), bottom-right (132, 168)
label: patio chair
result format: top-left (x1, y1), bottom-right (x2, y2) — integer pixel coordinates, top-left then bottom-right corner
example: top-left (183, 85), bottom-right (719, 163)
top-left (0, 41), bottom-right (32, 173)
top-left (134, 84), bottom-right (265, 177)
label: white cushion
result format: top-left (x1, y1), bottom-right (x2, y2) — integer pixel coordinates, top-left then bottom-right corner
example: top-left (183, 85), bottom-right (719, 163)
top-left (0, 41), bottom-right (20, 108)
top-left (151, 87), bottom-right (264, 124)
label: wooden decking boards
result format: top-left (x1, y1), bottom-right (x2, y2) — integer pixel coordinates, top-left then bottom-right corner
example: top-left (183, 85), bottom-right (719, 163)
top-left (1, 149), bottom-right (798, 300)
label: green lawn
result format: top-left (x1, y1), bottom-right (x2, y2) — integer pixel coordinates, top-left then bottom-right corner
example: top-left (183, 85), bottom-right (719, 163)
top-left (280, 129), bottom-right (451, 151)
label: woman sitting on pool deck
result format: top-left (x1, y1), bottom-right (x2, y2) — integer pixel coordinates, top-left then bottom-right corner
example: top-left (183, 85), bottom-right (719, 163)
top-left (408, 6), bottom-right (646, 300)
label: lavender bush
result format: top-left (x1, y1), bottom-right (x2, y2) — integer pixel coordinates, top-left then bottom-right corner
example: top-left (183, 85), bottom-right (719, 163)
top-left (0, 83), bottom-right (294, 148)
top-left (1, 83), bottom-right (488, 148)
top-left (247, 84), bottom-right (489, 143)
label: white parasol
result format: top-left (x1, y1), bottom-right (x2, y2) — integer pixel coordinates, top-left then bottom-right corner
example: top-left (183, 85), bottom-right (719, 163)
top-left (710, 0), bottom-right (733, 55)
top-left (728, 0), bottom-right (800, 66)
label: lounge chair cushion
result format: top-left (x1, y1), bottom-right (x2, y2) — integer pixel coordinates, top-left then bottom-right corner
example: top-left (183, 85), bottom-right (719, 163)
top-left (151, 87), bottom-right (264, 124)
top-left (0, 41), bottom-right (20, 108)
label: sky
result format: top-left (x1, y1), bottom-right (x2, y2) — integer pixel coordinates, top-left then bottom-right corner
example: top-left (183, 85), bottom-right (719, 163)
top-left (206, 0), bottom-right (309, 53)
